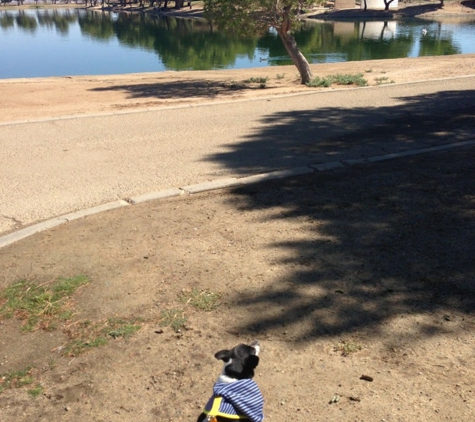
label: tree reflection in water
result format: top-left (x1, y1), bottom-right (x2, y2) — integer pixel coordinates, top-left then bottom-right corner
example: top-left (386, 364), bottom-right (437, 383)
top-left (0, 7), bottom-right (473, 77)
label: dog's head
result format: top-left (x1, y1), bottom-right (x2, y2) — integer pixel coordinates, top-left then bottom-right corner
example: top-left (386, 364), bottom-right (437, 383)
top-left (215, 340), bottom-right (260, 381)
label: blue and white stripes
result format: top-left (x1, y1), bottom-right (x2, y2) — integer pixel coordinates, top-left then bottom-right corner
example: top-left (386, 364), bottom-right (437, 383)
top-left (204, 379), bottom-right (264, 422)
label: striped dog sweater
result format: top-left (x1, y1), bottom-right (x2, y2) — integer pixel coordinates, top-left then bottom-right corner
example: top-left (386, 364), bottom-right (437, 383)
top-left (203, 379), bottom-right (264, 422)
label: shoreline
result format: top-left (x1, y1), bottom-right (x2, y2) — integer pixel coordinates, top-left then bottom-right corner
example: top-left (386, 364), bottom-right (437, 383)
top-left (1, 54), bottom-right (474, 124)
top-left (2, 0), bottom-right (475, 21)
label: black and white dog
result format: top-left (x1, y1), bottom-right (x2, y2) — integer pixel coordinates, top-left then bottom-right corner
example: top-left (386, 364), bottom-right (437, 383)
top-left (197, 340), bottom-right (264, 422)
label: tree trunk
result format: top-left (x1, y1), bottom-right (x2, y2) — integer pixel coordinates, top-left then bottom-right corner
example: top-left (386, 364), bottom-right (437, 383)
top-left (383, 0), bottom-right (394, 10)
top-left (276, 28), bottom-right (313, 85)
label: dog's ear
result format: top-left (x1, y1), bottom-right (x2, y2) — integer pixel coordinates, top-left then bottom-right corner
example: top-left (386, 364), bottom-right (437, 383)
top-left (246, 354), bottom-right (259, 370)
top-left (214, 349), bottom-right (232, 362)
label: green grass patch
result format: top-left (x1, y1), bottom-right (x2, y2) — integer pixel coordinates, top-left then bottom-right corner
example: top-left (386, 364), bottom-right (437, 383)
top-left (159, 308), bottom-right (187, 332)
top-left (0, 366), bottom-right (35, 394)
top-left (333, 73), bottom-right (367, 86)
top-left (244, 77), bottom-right (268, 84)
top-left (107, 317), bottom-right (143, 339)
top-left (179, 288), bottom-right (221, 311)
top-left (306, 76), bottom-right (333, 87)
top-left (63, 316), bottom-right (143, 356)
top-left (227, 80), bottom-right (245, 90)
top-left (27, 384), bottom-right (43, 398)
top-left (243, 77), bottom-right (268, 88)
top-left (335, 340), bottom-right (363, 356)
top-left (0, 276), bottom-right (89, 331)
top-left (65, 336), bottom-right (108, 356)
top-left (1, 275), bottom-right (144, 360)
top-left (307, 73), bottom-right (368, 88)
top-left (375, 76), bottom-right (395, 85)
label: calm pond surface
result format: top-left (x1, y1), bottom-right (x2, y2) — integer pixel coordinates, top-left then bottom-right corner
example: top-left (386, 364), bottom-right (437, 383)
top-left (1, 7), bottom-right (475, 79)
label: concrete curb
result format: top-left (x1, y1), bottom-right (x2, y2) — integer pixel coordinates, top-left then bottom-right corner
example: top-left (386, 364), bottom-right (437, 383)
top-left (182, 178), bottom-right (242, 194)
top-left (237, 167), bottom-right (314, 185)
top-left (0, 200), bottom-right (130, 249)
top-left (127, 189), bottom-right (184, 204)
top-left (60, 200), bottom-right (130, 220)
top-left (0, 218), bottom-right (66, 249)
top-left (1, 139), bottom-right (474, 249)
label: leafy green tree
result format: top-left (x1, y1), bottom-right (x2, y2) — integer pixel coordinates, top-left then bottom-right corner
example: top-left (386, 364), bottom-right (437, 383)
top-left (203, 0), bottom-right (314, 84)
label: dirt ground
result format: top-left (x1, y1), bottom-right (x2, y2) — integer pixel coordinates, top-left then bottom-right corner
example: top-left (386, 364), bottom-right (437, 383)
top-left (1, 135), bottom-right (475, 422)
top-left (1, 3), bottom-right (475, 422)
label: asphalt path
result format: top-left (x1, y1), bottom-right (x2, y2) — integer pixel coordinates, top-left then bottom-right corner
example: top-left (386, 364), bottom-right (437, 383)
top-left (1, 76), bottom-right (475, 236)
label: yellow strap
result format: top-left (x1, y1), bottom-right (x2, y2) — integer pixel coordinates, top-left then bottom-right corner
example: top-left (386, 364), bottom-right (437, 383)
top-left (206, 396), bottom-right (248, 420)
top-left (210, 396), bottom-right (223, 414)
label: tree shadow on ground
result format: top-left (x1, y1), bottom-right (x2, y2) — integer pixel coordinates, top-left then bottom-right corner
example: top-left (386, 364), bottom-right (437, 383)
top-left (212, 89), bottom-right (475, 342)
top-left (392, 2), bottom-right (443, 16)
top-left (461, 0), bottom-right (475, 10)
top-left (228, 152), bottom-right (475, 341)
top-left (204, 89), bottom-right (475, 175)
top-left (90, 79), bottom-right (258, 100)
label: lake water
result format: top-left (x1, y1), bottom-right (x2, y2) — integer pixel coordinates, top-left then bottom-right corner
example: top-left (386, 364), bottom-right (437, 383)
top-left (1, 7), bottom-right (474, 79)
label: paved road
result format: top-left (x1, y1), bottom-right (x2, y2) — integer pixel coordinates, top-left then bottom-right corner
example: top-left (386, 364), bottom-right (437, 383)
top-left (1, 76), bottom-right (475, 235)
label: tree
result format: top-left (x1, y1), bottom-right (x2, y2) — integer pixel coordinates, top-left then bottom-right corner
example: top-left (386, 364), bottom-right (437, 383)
top-left (383, 0), bottom-right (395, 10)
top-left (203, 0), bottom-right (314, 84)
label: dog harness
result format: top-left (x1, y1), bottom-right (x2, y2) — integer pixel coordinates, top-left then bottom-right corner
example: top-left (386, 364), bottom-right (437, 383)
top-left (203, 379), bottom-right (264, 422)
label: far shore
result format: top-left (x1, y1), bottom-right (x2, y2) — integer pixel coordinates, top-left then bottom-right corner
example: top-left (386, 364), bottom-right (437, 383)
top-left (3, 0), bottom-right (475, 22)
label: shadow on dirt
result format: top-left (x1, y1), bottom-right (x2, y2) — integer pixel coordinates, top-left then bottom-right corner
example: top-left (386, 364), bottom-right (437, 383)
top-left (212, 88), bottom-right (475, 341)
top-left (90, 79), bottom-right (255, 99)
top-left (204, 89), bottom-right (475, 174)
top-left (462, 0), bottom-right (475, 10)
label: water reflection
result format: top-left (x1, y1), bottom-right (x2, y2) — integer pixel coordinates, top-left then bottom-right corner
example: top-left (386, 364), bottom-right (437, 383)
top-left (37, 7), bottom-right (78, 35)
top-left (13, 10), bottom-right (38, 32)
top-left (1, 7), bottom-right (474, 78)
top-left (260, 19), bottom-right (464, 64)
top-left (93, 12), bottom-right (258, 70)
